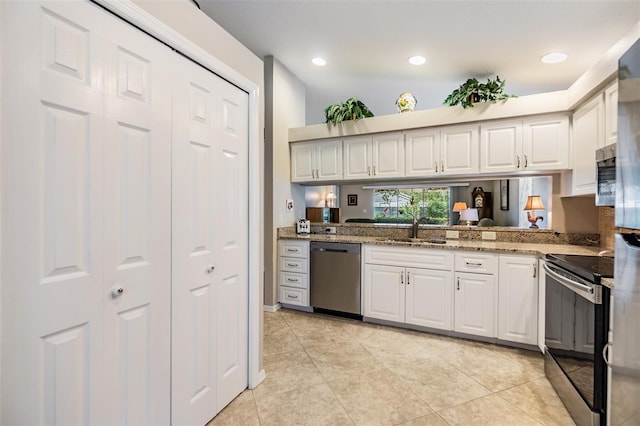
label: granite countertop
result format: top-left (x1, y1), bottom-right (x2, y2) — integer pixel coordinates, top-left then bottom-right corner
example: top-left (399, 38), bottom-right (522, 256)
top-left (279, 231), bottom-right (602, 257)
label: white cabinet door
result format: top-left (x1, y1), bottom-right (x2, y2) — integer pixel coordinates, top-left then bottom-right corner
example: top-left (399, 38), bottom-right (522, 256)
top-left (522, 115), bottom-right (570, 171)
top-left (498, 255), bottom-right (538, 345)
top-left (405, 268), bottom-right (453, 330)
top-left (604, 81), bottom-right (618, 146)
top-left (316, 139), bottom-right (343, 180)
top-left (480, 120), bottom-right (522, 173)
top-left (343, 136), bottom-right (372, 180)
top-left (405, 128), bottom-right (440, 177)
top-left (440, 124), bottom-right (479, 175)
top-left (363, 264), bottom-right (405, 323)
top-left (290, 142), bottom-right (316, 182)
top-left (454, 272), bottom-right (496, 338)
top-left (372, 132), bottom-right (404, 178)
top-left (572, 94), bottom-right (605, 195)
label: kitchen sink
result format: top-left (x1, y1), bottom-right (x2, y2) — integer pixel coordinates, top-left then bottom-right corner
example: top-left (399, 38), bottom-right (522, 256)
top-left (380, 237), bottom-right (447, 245)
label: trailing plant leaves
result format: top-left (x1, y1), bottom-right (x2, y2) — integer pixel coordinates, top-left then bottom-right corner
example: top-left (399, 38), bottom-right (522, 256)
top-left (443, 76), bottom-right (516, 108)
top-left (324, 97), bottom-right (374, 124)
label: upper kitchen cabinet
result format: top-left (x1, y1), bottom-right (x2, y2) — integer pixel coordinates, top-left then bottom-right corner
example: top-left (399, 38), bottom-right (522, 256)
top-left (571, 82), bottom-right (618, 196)
top-left (343, 132), bottom-right (404, 180)
top-left (291, 139), bottom-right (342, 182)
top-left (480, 114), bottom-right (569, 174)
top-left (405, 124), bottom-right (479, 177)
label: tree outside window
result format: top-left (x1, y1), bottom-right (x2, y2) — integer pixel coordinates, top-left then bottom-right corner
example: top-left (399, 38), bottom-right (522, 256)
top-left (373, 187), bottom-right (450, 224)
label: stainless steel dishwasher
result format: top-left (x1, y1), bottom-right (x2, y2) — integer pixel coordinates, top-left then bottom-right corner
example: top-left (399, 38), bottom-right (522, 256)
top-left (310, 242), bottom-right (361, 316)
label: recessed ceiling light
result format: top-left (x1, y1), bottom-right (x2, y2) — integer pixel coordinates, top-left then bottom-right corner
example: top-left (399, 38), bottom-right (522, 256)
top-left (312, 57), bottom-right (326, 66)
top-left (408, 55), bottom-right (426, 65)
top-left (541, 52), bottom-right (568, 64)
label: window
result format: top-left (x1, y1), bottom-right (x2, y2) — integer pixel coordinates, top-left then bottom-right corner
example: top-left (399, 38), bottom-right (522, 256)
top-left (373, 187), bottom-right (450, 224)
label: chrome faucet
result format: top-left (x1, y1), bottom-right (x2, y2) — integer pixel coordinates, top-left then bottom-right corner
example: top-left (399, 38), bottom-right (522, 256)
top-left (411, 217), bottom-right (429, 239)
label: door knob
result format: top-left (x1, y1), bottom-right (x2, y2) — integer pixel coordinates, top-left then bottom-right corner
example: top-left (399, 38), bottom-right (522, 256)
top-left (206, 265), bottom-right (215, 274)
top-left (111, 286), bottom-right (125, 297)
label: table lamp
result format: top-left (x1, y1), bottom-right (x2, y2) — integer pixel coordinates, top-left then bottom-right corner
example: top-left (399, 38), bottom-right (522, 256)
top-left (524, 195), bottom-right (545, 228)
top-left (459, 208), bottom-right (479, 226)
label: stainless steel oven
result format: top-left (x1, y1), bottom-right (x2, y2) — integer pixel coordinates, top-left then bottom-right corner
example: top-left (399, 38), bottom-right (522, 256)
top-left (543, 254), bottom-right (612, 426)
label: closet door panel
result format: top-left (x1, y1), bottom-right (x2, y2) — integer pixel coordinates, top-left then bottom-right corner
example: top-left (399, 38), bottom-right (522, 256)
top-left (1, 2), bottom-right (105, 424)
top-left (102, 9), bottom-right (172, 426)
top-left (171, 59), bottom-right (219, 426)
top-left (215, 82), bottom-right (249, 410)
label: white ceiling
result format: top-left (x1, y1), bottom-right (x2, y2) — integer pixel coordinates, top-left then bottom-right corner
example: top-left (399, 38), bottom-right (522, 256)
top-left (199, 1), bottom-right (639, 125)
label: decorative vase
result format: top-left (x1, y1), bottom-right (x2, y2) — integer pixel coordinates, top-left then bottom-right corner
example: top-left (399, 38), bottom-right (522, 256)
top-left (396, 92), bottom-right (417, 113)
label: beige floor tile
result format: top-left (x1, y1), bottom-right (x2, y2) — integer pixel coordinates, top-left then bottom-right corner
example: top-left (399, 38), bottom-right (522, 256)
top-left (398, 412), bottom-right (450, 426)
top-left (442, 344), bottom-right (542, 392)
top-left (305, 340), bottom-right (387, 382)
top-left (497, 377), bottom-right (576, 425)
top-left (438, 393), bottom-right (541, 425)
top-left (327, 368), bottom-right (432, 425)
top-left (206, 390), bottom-right (260, 426)
top-left (254, 350), bottom-right (325, 398)
top-left (264, 311), bottom-right (287, 335)
top-left (290, 322), bottom-right (354, 348)
top-left (253, 381), bottom-right (354, 425)
top-left (389, 356), bottom-right (492, 411)
top-left (263, 326), bottom-right (304, 356)
top-left (363, 340), bottom-right (437, 369)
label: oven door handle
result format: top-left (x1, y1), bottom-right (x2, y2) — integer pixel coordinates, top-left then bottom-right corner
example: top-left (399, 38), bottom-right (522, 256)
top-left (543, 262), bottom-right (595, 295)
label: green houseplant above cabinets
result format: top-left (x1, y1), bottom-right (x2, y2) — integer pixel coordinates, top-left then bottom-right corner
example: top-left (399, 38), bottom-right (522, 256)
top-left (324, 97), bottom-right (375, 124)
top-left (443, 76), bottom-right (517, 109)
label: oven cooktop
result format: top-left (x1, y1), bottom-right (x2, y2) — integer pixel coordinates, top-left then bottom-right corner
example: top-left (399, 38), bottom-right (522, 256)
top-left (545, 254), bottom-right (614, 283)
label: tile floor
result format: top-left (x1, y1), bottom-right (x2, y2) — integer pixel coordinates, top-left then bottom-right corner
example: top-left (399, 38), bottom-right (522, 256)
top-left (208, 309), bottom-right (575, 425)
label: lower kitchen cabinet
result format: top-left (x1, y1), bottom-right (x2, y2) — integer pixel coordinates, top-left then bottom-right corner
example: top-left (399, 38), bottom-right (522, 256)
top-left (363, 264), bottom-right (453, 329)
top-left (454, 272), bottom-right (497, 338)
top-left (498, 255), bottom-right (538, 345)
top-left (278, 240), bottom-right (310, 309)
top-left (362, 245), bottom-right (454, 330)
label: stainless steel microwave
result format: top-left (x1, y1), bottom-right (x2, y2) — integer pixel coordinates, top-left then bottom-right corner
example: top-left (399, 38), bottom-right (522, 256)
top-left (596, 143), bottom-right (616, 206)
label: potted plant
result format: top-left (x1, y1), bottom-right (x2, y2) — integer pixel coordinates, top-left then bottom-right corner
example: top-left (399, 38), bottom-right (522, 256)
top-left (443, 76), bottom-right (516, 108)
top-left (324, 97), bottom-right (374, 124)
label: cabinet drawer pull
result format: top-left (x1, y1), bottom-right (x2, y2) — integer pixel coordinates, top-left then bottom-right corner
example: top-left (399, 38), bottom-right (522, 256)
top-left (287, 263), bottom-right (299, 267)
top-left (287, 278), bottom-right (299, 282)
top-left (287, 294), bottom-right (299, 300)
top-left (466, 261), bottom-right (483, 267)
top-left (286, 248), bottom-right (299, 253)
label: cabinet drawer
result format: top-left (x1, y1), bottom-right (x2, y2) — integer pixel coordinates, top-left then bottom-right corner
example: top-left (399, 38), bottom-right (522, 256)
top-left (455, 252), bottom-right (498, 274)
top-left (279, 271), bottom-right (308, 289)
top-left (279, 257), bottom-right (309, 273)
top-left (364, 244), bottom-right (453, 270)
top-left (279, 286), bottom-right (308, 307)
top-left (278, 240), bottom-right (309, 258)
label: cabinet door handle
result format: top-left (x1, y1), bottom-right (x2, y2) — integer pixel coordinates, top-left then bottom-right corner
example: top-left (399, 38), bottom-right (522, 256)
top-left (434, 161), bottom-right (439, 173)
top-left (400, 272), bottom-right (404, 285)
top-left (533, 264), bottom-right (537, 278)
top-left (407, 271), bottom-right (411, 285)
top-left (373, 165), bottom-right (376, 176)
top-left (440, 160), bottom-right (444, 172)
top-left (367, 166), bottom-right (371, 176)
top-left (516, 155), bottom-right (521, 168)
top-left (524, 154), bottom-right (528, 168)
top-left (457, 277), bottom-right (460, 290)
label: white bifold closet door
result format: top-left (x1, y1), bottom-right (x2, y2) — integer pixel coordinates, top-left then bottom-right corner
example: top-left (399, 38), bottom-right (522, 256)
top-left (1, 1), bottom-right (249, 425)
top-left (170, 48), bottom-right (249, 425)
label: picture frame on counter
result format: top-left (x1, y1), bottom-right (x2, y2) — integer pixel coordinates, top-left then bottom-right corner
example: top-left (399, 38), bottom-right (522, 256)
top-left (347, 194), bottom-right (358, 206)
top-left (500, 180), bottom-right (509, 210)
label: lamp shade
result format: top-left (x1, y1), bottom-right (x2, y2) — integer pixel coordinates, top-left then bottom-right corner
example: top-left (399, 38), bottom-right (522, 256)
top-left (452, 202), bottom-right (468, 212)
top-left (524, 195), bottom-right (545, 210)
top-left (459, 208), bottom-right (479, 222)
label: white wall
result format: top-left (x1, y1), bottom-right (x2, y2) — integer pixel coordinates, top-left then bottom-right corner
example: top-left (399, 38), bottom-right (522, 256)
top-left (264, 56), bottom-right (306, 307)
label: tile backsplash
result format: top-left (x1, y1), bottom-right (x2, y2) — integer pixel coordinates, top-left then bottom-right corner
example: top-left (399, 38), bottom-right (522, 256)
top-left (599, 206), bottom-right (635, 251)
